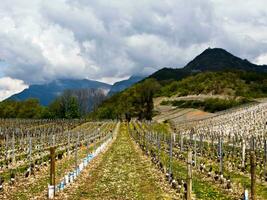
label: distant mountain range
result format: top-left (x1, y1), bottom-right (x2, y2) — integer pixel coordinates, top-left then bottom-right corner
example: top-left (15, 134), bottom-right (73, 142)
top-left (7, 76), bottom-right (144, 106)
top-left (149, 48), bottom-right (267, 81)
top-left (108, 76), bottom-right (144, 96)
top-left (9, 79), bottom-right (111, 106)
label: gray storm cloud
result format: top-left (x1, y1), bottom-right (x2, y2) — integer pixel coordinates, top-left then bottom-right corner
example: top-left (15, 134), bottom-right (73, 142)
top-left (0, 0), bottom-right (267, 88)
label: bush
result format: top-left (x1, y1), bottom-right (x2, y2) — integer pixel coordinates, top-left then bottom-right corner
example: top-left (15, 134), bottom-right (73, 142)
top-left (166, 98), bottom-right (251, 113)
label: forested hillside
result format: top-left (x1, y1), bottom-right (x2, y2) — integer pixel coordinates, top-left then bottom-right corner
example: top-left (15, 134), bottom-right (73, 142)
top-left (91, 70), bottom-right (267, 120)
top-left (91, 48), bottom-right (267, 120)
top-left (159, 70), bottom-right (267, 98)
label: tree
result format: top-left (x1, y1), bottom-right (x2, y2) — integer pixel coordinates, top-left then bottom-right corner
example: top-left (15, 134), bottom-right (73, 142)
top-left (65, 96), bottom-right (80, 119)
top-left (47, 90), bottom-right (81, 119)
top-left (133, 79), bottom-right (160, 120)
top-left (47, 97), bottom-right (65, 118)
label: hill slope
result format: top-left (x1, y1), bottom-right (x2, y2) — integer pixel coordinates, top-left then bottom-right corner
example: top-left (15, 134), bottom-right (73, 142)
top-left (92, 48), bottom-right (267, 120)
top-left (159, 70), bottom-right (267, 98)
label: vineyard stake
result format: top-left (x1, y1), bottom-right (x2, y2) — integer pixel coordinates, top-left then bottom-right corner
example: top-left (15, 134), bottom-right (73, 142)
top-left (264, 139), bottom-right (267, 179)
top-left (187, 149), bottom-right (192, 200)
top-left (180, 133), bottom-right (183, 152)
top-left (12, 131), bottom-right (15, 164)
top-left (29, 136), bottom-right (32, 175)
top-left (219, 137), bottom-right (223, 174)
top-left (5, 133), bottom-right (9, 162)
top-left (169, 133), bottom-right (173, 182)
top-left (194, 135), bottom-right (197, 167)
top-left (67, 132), bottom-right (70, 158)
top-left (50, 146), bottom-right (56, 199)
top-left (157, 133), bottom-right (161, 159)
top-left (75, 132), bottom-right (80, 170)
top-left (242, 139), bottom-right (246, 170)
top-left (250, 151), bottom-right (256, 200)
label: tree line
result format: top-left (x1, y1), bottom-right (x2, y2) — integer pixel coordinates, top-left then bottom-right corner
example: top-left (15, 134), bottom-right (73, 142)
top-left (0, 88), bottom-right (106, 119)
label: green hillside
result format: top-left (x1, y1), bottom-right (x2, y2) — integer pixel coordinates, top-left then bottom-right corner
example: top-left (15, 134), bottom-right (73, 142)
top-left (159, 70), bottom-right (267, 98)
top-left (90, 70), bottom-right (267, 120)
top-left (91, 48), bottom-right (267, 120)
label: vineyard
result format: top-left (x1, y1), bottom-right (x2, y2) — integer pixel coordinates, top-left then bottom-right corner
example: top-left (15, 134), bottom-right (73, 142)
top-left (0, 102), bottom-right (266, 199)
top-left (0, 119), bottom-right (117, 199)
top-left (130, 102), bottom-right (267, 199)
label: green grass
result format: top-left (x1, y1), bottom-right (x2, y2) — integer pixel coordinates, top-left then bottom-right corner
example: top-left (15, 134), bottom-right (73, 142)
top-left (158, 148), bottom-right (234, 200)
top-left (69, 123), bottom-right (174, 200)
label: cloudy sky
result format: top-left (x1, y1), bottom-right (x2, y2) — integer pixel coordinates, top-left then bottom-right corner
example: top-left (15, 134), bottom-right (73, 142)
top-left (0, 0), bottom-right (267, 100)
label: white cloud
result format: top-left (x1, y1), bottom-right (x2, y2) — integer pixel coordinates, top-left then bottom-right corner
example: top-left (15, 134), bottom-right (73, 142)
top-left (0, 77), bottom-right (28, 100)
top-left (255, 53), bottom-right (267, 65)
top-left (0, 0), bottom-right (266, 90)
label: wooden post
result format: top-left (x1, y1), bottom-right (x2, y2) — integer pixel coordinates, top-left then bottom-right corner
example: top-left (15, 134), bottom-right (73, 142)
top-left (251, 136), bottom-right (255, 151)
top-left (219, 137), bottom-right (223, 174)
top-left (29, 136), bottom-right (32, 175)
top-left (194, 135), bottom-right (197, 167)
top-left (180, 133), bottom-right (183, 152)
top-left (50, 146), bottom-right (56, 197)
top-left (5, 133), bottom-right (9, 163)
top-left (199, 134), bottom-right (203, 157)
top-left (187, 150), bottom-right (192, 200)
top-left (12, 132), bottom-right (15, 164)
top-left (75, 133), bottom-right (80, 170)
top-left (264, 139), bottom-right (267, 179)
top-left (250, 151), bottom-right (256, 200)
top-left (169, 133), bottom-right (173, 182)
top-left (52, 134), bottom-right (55, 147)
top-left (67, 132), bottom-right (70, 157)
top-left (157, 133), bottom-right (161, 159)
top-left (242, 139), bottom-right (246, 169)
top-left (41, 133), bottom-right (44, 164)
top-left (87, 135), bottom-right (89, 153)
top-left (232, 135), bottom-right (235, 158)
top-left (211, 134), bottom-right (214, 152)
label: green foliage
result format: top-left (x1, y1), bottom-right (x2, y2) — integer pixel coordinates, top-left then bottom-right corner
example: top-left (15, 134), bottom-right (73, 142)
top-left (0, 98), bottom-right (45, 118)
top-left (90, 79), bottom-right (160, 120)
top-left (159, 70), bottom-right (267, 98)
top-left (0, 91), bottom-right (81, 119)
top-left (46, 98), bottom-right (65, 118)
top-left (161, 98), bottom-right (252, 113)
top-left (46, 91), bottom-right (81, 119)
top-left (65, 96), bottom-right (80, 119)
top-left (93, 70), bottom-right (267, 119)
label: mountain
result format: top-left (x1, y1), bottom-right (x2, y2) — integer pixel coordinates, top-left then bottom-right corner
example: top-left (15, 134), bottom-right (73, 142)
top-left (92, 47), bottom-right (267, 120)
top-left (184, 48), bottom-right (267, 72)
top-left (149, 48), bottom-right (267, 81)
top-left (108, 75), bottom-right (145, 96)
top-left (9, 79), bottom-right (111, 106)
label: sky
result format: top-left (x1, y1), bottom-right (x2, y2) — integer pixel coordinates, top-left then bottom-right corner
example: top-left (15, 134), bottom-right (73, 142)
top-left (0, 0), bottom-right (267, 100)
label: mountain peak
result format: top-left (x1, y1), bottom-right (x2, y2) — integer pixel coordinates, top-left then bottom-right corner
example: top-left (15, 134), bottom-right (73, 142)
top-left (183, 47), bottom-right (267, 72)
top-left (202, 47), bottom-right (229, 54)
top-left (148, 47), bottom-right (267, 81)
